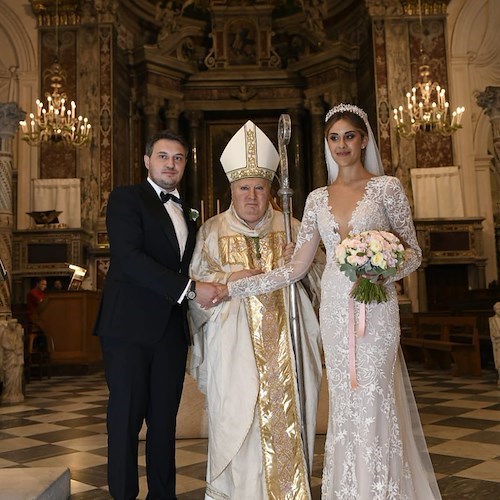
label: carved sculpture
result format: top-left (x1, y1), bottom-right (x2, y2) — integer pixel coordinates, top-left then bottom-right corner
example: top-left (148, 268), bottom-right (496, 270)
top-left (489, 302), bottom-right (500, 386)
top-left (1, 319), bottom-right (24, 404)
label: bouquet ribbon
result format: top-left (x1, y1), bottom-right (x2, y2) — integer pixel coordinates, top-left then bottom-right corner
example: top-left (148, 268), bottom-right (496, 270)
top-left (348, 297), bottom-right (366, 389)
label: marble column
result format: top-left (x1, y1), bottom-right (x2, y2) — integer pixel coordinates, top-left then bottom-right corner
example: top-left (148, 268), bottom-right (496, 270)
top-left (477, 88), bottom-right (500, 380)
top-left (0, 102), bottom-right (25, 320)
top-left (184, 110), bottom-right (203, 210)
top-left (308, 97), bottom-right (327, 189)
top-left (287, 108), bottom-right (306, 218)
top-left (143, 97), bottom-right (164, 139)
top-left (477, 86), bottom-right (500, 280)
top-left (164, 99), bottom-right (183, 133)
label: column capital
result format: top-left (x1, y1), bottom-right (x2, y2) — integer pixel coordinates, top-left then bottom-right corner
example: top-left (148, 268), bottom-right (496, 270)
top-left (184, 110), bottom-right (203, 128)
top-left (306, 96), bottom-right (325, 116)
top-left (476, 86), bottom-right (500, 118)
top-left (163, 99), bottom-right (184, 120)
top-left (0, 103), bottom-right (25, 139)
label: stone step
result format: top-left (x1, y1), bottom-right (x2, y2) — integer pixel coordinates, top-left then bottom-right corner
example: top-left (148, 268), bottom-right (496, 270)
top-left (0, 467), bottom-right (70, 499)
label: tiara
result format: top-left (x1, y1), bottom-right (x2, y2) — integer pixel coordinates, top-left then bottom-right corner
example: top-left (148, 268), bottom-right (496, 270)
top-left (325, 103), bottom-right (369, 128)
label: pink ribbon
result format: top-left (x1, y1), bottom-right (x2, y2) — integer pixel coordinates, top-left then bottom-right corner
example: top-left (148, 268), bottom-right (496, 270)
top-left (348, 297), bottom-right (366, 389)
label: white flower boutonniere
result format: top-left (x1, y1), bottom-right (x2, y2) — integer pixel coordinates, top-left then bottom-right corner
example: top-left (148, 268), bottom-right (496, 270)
top-left (189, 208), bottom-right (200, 222)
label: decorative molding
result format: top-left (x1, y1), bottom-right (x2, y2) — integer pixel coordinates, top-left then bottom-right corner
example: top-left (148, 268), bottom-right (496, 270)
top-left (399, 0), bottom-right (448, 16)
top-left (30, 0), bottom-right (82, 27)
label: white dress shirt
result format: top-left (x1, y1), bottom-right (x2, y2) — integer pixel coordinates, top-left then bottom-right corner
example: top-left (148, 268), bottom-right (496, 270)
top-left (147, 178), bottom-right (191, 303)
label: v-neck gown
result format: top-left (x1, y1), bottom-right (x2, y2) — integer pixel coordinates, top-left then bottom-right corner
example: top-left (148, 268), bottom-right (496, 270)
top-left (228, 176), bottom-right (441, 499)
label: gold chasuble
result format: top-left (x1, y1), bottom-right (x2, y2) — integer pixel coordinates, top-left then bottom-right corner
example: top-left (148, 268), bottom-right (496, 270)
top-left (189, 204), bottom-right (323, 500)
top-left (219, 232), bottom-right (309, 499)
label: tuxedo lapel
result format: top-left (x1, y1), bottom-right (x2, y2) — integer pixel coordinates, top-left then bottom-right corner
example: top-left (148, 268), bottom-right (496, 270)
top-left (139, 182), bottom-right (181, 259)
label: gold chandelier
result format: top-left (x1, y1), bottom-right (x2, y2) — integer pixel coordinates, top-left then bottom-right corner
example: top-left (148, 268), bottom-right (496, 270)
top-left (19, 0), bottom-right (91, 148)
top-left (19, 61), bottom-right (91, 147)
top-left (393, 62), bottom-right (465, 138)
top-left (393, 1), bottom-right (464, 138)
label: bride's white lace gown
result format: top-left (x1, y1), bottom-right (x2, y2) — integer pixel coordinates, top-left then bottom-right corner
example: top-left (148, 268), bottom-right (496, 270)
top-left (229, 176), bottom-right (442, 500)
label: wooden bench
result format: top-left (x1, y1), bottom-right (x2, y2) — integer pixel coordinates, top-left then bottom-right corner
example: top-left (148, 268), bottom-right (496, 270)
top-left (401, 314), bottom-right (482, 376)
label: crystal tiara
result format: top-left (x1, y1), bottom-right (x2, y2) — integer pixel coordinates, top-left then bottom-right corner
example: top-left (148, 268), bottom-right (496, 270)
top-left (325, 103), bottom-right (369, 128)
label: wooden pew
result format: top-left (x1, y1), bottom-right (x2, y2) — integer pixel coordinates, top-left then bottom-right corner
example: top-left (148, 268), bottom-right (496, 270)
top-left (401, 313), bottom-right (482, 376)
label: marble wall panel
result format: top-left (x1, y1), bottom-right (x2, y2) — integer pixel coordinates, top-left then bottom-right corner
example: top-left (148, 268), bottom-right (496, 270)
top-left (39, 28), bottom-right (77, 178)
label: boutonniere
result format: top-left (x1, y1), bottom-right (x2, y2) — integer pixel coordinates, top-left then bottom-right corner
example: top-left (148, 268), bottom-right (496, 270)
top-left (189, 208), bottom-right (200, 222)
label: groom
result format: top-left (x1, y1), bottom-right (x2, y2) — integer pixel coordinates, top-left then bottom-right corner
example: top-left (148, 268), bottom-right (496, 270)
top-left (94, 129), bottom-right (221, 499)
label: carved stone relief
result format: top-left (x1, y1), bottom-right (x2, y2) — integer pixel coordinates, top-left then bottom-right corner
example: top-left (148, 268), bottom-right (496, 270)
top-left (477, 86), bottom-right (500, 175)
top-left (364, 0), bottom-right (403, 17)
top-left (0, 319), bottom-right (24, 403)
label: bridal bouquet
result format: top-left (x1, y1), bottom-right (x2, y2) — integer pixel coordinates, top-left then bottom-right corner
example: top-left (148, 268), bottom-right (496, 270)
top-left (335, 230), bottom-right (406, 304)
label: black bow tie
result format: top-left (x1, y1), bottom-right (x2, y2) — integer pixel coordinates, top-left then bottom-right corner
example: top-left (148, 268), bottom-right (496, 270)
top-left (160, 192), bottom-right (181, 205)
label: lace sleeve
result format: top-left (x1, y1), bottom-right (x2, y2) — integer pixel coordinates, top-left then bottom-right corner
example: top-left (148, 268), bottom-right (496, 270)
top-left (228, 193), bottom-right (322, 298)
top-left (383, 177), bottom-right (422, 283)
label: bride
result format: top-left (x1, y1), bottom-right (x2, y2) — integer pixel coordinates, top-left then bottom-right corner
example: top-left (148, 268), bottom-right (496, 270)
top-left (218, 104), bottom-right (442, 499)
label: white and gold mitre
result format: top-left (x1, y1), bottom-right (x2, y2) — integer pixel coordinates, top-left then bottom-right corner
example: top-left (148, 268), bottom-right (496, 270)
top-left (220, 120), bottom-right (279, 182)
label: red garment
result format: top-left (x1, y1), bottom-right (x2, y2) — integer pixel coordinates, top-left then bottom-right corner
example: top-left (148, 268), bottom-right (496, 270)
top-left (26, 287), bottom-right (45, 322)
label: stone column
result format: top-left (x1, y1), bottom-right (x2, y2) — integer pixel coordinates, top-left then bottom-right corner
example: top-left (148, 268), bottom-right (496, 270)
top-left (184, 110), bottom-right (203, 210)
top-left (143, 97), bottom-right (164, 139)
top-left (0, 103), bottom-right (25, 320)
top-left (164, 99), bottom-right (183, 133)
top-left (308, 96), bottom-right (327, 189)
top-left (477, 86), bottom-right (500, 281)
top-left (287, 108), bottom-right (306, 218)
top-left (479, 89), bottom-right (500, 382)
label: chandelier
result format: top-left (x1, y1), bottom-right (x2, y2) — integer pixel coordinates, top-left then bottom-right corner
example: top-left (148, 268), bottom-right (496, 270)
top-left (19, 61), bottom-right (91, 147)
top-left (393, 62), bottom-right (465, 138)
top-left (393, 1), bottom-right (464, 138)
top-left (19, 0), bottom-right (91, 148)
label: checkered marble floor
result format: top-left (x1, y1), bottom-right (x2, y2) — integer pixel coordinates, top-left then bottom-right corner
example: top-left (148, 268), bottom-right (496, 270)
top-left (1, 367), bottom-right (499, 499)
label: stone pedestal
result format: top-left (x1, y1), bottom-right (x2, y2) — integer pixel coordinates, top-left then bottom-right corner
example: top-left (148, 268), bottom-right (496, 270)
top-left (0, 467), bottom-right (70, 499)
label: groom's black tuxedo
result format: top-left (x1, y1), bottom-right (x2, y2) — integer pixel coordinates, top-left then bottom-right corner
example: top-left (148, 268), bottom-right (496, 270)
top-left (94, 180), bottom-right (197, 499)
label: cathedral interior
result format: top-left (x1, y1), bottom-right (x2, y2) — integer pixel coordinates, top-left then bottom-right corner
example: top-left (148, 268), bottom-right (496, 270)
top-left (0, 0), bottom-right (498, 307)
top-left (0, 0), bottom-right (499, 498)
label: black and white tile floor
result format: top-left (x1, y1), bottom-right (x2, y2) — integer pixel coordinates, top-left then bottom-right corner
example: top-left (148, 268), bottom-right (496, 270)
top-left (1, 366), bottom-right (499, 499)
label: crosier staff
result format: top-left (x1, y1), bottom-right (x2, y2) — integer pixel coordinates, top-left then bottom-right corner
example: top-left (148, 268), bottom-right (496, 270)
top-left (277, 113), bottom-right (310, 474)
